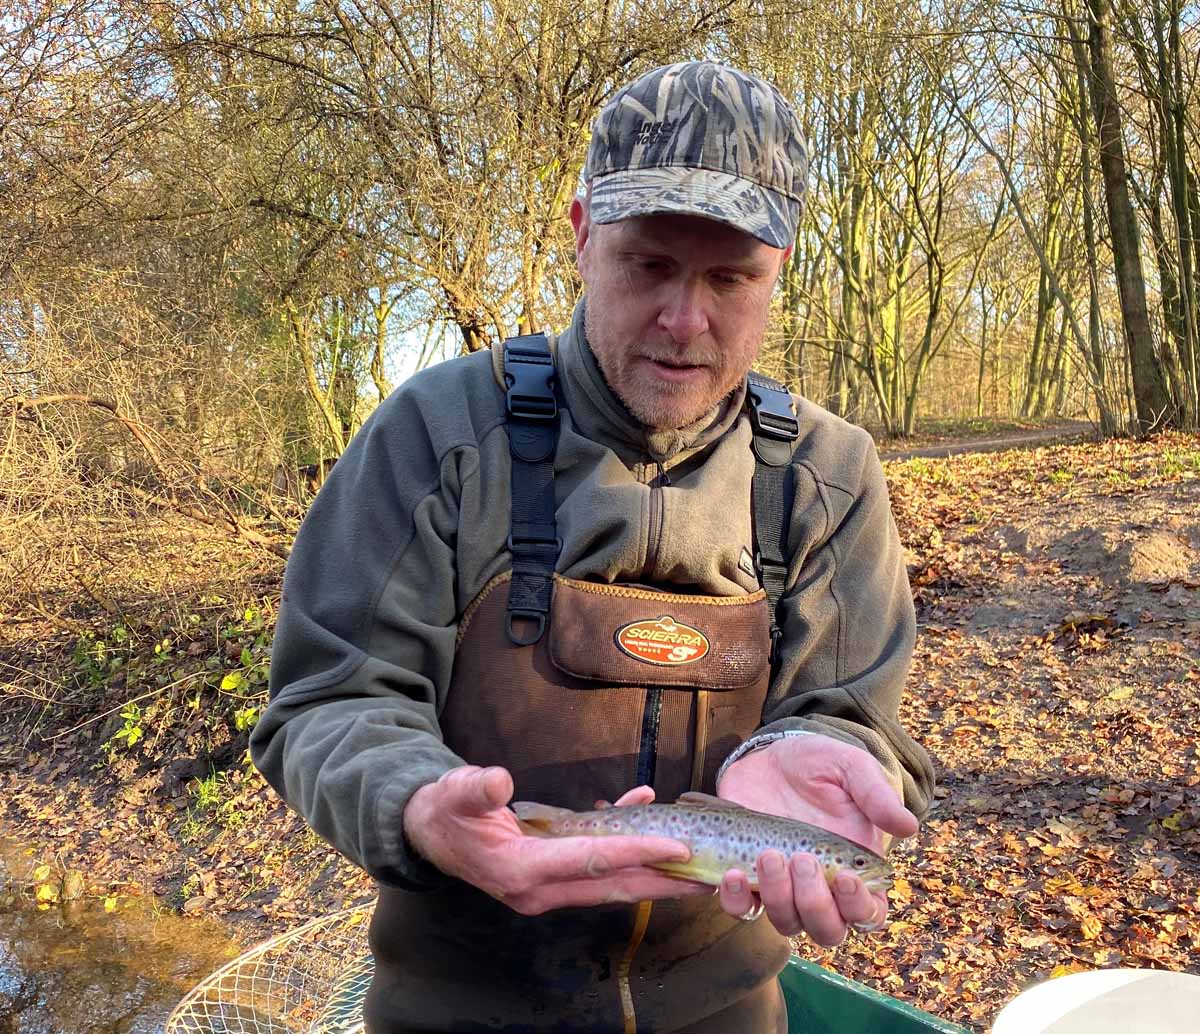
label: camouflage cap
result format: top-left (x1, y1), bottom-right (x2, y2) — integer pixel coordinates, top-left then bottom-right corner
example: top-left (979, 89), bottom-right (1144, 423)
top-left (584, 61), bottom-right (808, 249)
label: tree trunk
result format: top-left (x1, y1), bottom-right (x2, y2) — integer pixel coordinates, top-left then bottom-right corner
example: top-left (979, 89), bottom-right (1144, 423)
top-left (976, 280), bottom-right (990, 418)
top-left (1158, 0), bottom-right (1199, 421)
top-left (287, 301), bottom-right (348, 454)
top-left (1023, 267), bottom-right (1052, 417)
top-left (1086, 0), bottom-right (1175, 431)
top-left (371, 292), bottom-right (396, 402)
top-left (1050, 308), bottom-right (1070, 415)
top-left (1064, 11), bottom-right (1118, 433)
top-left (1138, 178), bottom-right (1190, 409)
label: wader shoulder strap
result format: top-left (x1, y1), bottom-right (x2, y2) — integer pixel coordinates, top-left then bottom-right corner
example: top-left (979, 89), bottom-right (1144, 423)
top-left (502, 333), bottom-right (561, 646)
top-left (746, 372), bottom-right (800, 665)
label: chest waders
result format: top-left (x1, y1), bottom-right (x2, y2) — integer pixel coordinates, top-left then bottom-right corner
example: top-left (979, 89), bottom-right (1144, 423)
top-left (367, 335), bottom-right (801, 1034)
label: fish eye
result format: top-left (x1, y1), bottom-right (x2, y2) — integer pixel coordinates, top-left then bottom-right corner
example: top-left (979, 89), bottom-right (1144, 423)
top-left (853, 856), bottom-right (866, 868)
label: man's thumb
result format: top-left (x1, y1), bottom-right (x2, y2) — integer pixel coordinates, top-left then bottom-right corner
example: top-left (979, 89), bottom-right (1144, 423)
top-left (449, 765), bottom-right (514, 816)
top-left (848, 764), bottom-right (919, 838)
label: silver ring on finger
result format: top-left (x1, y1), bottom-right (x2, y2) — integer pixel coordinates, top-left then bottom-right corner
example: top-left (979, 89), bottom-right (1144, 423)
top-left (738, 902), bottom-right (765, 922)
top-left (850, 907), bottom-right (886, 934)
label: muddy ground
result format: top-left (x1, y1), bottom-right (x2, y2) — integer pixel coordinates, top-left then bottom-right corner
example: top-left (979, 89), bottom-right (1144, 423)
top-left (1, 431), bottom-right (1198, 1031)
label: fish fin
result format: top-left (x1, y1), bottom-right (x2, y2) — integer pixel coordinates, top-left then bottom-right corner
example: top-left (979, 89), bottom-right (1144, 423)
top-left (675, 791), bottom-right (741, 809)
top-left (653, 859), bottom-right (761, 890)
top-left (651, 860), bottom-right (724, 888)
top-left (511, 801), bottom-right (574, 834)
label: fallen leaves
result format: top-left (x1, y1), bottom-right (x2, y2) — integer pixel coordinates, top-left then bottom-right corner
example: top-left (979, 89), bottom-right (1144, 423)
top-left (799, 434), bottom-right (1200, 1029)
top-left (0, 434), bottom-right (1197, 1033)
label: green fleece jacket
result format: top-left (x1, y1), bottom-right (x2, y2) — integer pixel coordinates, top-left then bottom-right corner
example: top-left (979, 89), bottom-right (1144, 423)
top-left (250, 301), bottom-right (934, 890)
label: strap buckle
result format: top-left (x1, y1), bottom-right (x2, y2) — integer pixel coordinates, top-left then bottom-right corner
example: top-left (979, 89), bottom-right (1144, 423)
top-left (768, 623), bottom-right (783, 665)
top-left (747, 380), bottom-right (799, 442)
top-left (505, 339), bottom-right (557, 421)
top-left (507, 531), bottom-right (563, 553)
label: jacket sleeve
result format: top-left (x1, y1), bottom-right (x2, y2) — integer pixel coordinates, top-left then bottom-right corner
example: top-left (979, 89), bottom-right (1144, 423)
top-left (249, 387), bottom-right (476, 890)
top-left (752, 421), bottom-right (935, 818)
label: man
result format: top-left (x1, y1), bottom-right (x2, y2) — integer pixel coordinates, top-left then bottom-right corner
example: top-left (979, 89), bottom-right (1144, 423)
top-left (251, 60), bottom-right (933, 1033)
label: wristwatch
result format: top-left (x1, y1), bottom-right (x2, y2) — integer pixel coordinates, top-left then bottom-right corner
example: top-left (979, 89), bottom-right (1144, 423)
top-left (714, 728), bottom-right (817, 787)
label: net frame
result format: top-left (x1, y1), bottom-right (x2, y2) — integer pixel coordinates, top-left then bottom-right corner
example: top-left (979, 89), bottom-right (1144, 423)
top-left (164, 901), bottom-right (375, 1034)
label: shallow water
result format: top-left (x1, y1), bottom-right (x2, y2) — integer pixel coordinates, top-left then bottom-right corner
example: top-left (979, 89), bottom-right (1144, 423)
top-left (0, 839), bottom-right (244, 1034)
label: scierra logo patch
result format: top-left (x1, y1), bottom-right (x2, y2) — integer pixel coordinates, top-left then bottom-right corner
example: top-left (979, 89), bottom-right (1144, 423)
top-left (615, 615), bottom-right (709, 666)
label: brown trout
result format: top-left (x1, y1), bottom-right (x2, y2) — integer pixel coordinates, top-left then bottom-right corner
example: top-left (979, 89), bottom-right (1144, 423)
top-left (513, 791), bottom-right (892, 892)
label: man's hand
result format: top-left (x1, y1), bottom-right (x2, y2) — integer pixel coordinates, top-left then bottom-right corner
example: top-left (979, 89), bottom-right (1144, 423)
top-left (402, 766), bottom-right (710, 915)
top-left (714, 735), bottom-right (918, 946)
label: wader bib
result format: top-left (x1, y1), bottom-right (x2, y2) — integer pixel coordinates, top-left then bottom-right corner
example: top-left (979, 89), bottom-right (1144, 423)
top-left (367, 335), bottom-right (800, 1034)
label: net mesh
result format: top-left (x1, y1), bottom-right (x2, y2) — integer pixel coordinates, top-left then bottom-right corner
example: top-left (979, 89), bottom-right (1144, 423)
top-left (164, 902), bottom-right (375, 1034)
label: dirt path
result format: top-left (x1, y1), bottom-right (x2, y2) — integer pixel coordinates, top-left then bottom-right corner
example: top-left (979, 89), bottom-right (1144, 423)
top-left (878, 420), bottom-right (1094, 461)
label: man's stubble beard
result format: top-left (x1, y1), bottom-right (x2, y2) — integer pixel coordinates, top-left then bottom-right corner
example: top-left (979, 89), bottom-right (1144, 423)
top-left (584, 306), bottom-right (746, 432)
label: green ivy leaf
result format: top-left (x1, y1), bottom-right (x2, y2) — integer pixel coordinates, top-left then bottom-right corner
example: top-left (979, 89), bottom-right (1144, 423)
top-left (234, 706), bottom-right (260, 731)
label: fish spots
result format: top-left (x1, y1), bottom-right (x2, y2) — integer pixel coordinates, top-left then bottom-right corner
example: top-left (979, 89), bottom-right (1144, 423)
top-left (530, 799), bottom-right (892, 890)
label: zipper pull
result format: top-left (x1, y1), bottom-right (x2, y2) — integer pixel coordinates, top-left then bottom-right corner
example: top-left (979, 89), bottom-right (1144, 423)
top-left (654, 460), bottom-right (671, 487)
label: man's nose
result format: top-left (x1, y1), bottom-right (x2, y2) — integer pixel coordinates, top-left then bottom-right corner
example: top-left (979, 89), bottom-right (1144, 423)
top-left (657, 280), bottom-right (709, 343)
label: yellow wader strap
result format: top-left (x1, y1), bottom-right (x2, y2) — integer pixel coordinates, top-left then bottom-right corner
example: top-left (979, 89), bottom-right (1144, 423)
top-left (619, 900), bottom-right (654, 1034)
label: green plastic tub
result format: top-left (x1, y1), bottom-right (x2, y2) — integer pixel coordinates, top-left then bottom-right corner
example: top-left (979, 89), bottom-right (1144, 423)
top-left (781, 955), bottom-right (970, 1033)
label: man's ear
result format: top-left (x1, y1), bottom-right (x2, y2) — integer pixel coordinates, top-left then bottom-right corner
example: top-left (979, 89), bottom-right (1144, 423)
top-left (570, 196), bottom-right (591, 280)
top-left (774, 243), bottom-right (794, 288)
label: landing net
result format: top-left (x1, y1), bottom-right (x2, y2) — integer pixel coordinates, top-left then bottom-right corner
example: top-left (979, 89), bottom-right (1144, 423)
top-left (164, 902), bottom-right (374, 1034)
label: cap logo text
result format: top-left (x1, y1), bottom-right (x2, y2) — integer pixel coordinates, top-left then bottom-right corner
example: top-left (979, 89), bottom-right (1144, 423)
top-left (633, 120), bottom-right (677, 146)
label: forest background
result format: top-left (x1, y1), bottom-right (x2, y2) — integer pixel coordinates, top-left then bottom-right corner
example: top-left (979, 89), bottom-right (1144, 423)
top-left (6, 0), bottom-right (1200, 514)
top-left (2, 1), bottom-right (1200, 1031)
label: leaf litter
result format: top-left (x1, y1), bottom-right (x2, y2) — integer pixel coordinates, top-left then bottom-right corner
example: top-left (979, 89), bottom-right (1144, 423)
top-left (1, 432), bottom-right (1199, 1031)
top-left (798, 433), bottom-right (1200, 1028)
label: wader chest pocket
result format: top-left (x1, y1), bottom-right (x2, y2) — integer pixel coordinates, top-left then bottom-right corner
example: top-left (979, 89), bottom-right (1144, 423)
top-left (547, 576), bottom-right (770, 690)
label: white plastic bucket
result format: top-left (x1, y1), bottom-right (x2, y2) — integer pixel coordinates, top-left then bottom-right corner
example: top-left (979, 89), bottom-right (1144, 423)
top-left (991, 968), bottom-right (1200, 1034)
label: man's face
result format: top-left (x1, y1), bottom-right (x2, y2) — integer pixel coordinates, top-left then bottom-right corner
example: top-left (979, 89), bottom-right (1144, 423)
top-left (572, 202), bottom-right (790, 431)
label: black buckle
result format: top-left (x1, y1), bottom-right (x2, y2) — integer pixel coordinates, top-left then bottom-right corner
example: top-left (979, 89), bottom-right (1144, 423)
top-left (505, 346), bottom-right (557, 421)
top-left (748, 382), bottom-right (799, 442)
top-left (507, 532), bottom-right (562, 553)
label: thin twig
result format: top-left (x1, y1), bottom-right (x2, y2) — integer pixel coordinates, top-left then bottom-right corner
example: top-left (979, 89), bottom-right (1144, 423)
top-left (44, 675), bottom-right (204, 741)
top-left (24, 598), bottom-right (87, 634)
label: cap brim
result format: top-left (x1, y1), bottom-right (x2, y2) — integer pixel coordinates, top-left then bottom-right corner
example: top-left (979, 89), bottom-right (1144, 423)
top-left (589, 167), bottom-right (800, 249)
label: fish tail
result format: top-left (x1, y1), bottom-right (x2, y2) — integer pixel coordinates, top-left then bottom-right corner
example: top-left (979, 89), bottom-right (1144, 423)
top-left (511, 801), bottom-right (575, 834)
